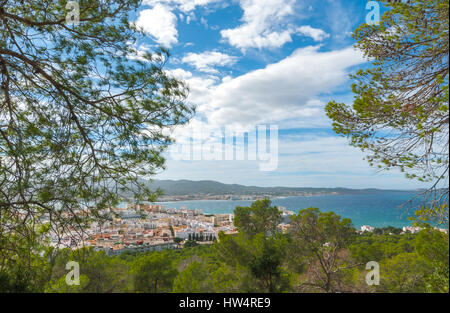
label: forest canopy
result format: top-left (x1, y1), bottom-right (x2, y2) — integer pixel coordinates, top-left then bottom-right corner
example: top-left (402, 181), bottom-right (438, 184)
top-left (0, 0), bottom-right (193, 267)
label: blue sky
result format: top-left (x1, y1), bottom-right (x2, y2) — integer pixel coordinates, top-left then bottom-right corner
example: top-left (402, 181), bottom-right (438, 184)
top-left (130, 0), bottom-right (427, 189)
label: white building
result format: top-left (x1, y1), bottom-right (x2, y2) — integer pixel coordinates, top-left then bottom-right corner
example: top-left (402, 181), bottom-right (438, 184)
top-left (402, 226), bottom-right (422, 234)
top-left (361, 225), bottom-right (375, 232)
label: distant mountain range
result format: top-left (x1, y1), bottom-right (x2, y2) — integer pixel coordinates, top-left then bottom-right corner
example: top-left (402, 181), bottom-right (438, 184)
top-left (128, 179), bottom-right (416, 201)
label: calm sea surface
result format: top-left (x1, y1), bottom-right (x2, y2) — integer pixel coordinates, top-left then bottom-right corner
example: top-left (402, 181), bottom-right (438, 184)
top-left (148, 192), bottom-right (426, 228)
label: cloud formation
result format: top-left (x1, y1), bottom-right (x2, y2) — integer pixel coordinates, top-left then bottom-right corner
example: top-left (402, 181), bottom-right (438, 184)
top-left (296, 25), bottom-right (330, 42)
top-left (143, 0), bottom-right (222, 13)
top-left (220, 0), bottom-right (298, 50)
top-left (135, 5), bottom-right (178, 47)
top-left (181, 51), bottom-right (238, 73)
top-left (180, 46), bottom-right (366, 128)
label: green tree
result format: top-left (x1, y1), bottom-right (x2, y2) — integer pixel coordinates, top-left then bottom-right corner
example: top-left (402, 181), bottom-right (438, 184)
top-left (209, 263), bottom-right (242, 293)
top-left (414, 228), bottom-right (449, 292)
top-left (173, 237), bottom-right (183, 248)
top-left (289, 208), bottom-right (357, 293)
top-left (379, 252), bottom-right (430, 293)
top-left (220, 200), bottom-right (290, 292)
top-left (247, 235), bottom-right (291, 293)
top-left (45, 275), bottom-right (90, 293)
top-left (173, 258), bottom-right (244, 293)
top-left (131, 252), bottom-right (177, 293)
top-left (184, 240), bottom-right (198, 249)
top-left (0, 225), bottom-right (54, 292)
top-left (213, 230), bottom-right (291, 293)
top-left (47, 248), bottom-right (132, 293)
top-left (173, 261), bottom-right (211, 293)
top-left (349, 233), bottom-right (416, 264)
top-left (326, 0), bottom-right (449, 224)
top-left (233, 199), bottom-right (282, 238)
top-left (0, 0), bottom-right (193, 268)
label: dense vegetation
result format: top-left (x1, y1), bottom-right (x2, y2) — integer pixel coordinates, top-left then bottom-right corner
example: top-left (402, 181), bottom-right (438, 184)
top-left (0, 0), bottom-right (448, 294)
top-left (0, 199), bottom-right (447, 293)
top-left (327, 0), bottom-right (449, 225)
top-left (0, 0), bottom-right (193, 269)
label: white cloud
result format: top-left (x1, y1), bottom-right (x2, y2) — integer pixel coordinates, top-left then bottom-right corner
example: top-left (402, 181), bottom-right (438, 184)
top-left (220, 0), bottom-right (298, 50)
top-left (137, 1), bottom-right (330, 50)
top-left (143, 0), bottom-right (222, 13)
top-left (165, 68), bottom-right (218, 103)
top-left (162, 45), bottom-right (367, 174)
top-left (296, 25), bottom-right (330, 42)
top-left (135, 1), bottom-right (225, 47)
top-left (188, 45), bottom-right (366, 128)
top-left (181, 51), bottom-right (238, 73)
top-left (166, 68), bottom-right (194, 80)
top-left (135, 5), bottom-right (178, 47)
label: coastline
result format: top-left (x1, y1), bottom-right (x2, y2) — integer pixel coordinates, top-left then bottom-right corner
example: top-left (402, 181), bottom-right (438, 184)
top-left (117, 191), bottom-right (429, 229)
top-left (130, 191), bottom-right (345, 202)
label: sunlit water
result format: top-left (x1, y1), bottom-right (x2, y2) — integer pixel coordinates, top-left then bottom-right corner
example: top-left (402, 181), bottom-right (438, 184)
top-left (117, 192), bottom-right (446, 228)
top-left (149, 192), bottom-right (425, 228)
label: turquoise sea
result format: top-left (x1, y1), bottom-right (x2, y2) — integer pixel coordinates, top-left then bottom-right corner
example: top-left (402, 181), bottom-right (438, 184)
top-left (151, 192), bottom-right (427, 228)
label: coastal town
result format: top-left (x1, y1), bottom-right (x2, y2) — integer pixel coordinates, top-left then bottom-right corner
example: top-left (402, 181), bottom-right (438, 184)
top-left (45, 204), bottom-right (231, 254)
top-left (44, 203), bottom-right (295, 255)
top-left (359, 224), bottom-right (449, 235)
top-left (155, 191), bottom-right (340, 202)
top-left (45, 203), bottom-right (449, 256)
